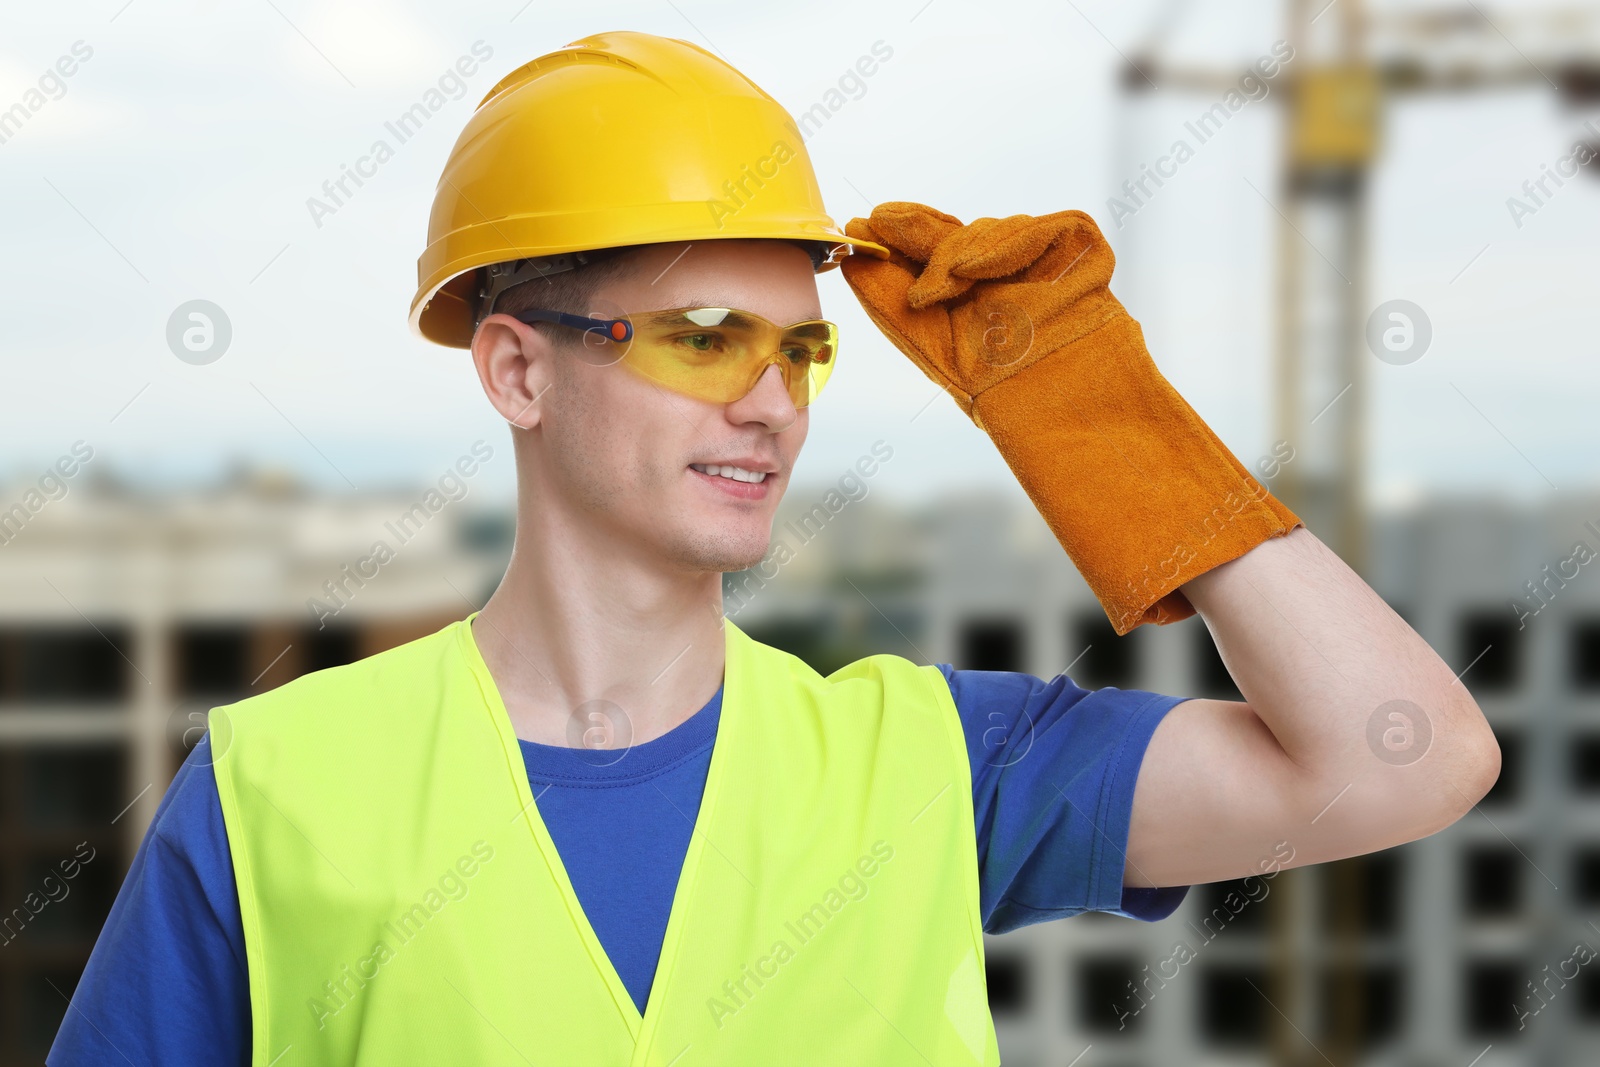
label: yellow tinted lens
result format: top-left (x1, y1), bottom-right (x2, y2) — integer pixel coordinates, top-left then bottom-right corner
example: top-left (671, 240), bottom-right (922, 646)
top-left (625, 309), bottom-right (837, 406)
top-left (781, 321), bottom-right (836, 406)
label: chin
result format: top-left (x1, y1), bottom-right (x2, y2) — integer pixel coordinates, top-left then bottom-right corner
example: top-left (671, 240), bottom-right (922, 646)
top-left (675, 523), bottom-right (773, 574)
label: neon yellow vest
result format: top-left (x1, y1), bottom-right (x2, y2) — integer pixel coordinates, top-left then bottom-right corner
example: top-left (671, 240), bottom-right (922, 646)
top-left (212, 613), bottom-right (1001, 1066)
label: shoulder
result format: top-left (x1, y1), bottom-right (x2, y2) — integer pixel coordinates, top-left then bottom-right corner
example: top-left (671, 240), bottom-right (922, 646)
top-left (46, 735), bottom-right (253, 1066)
top-left (151, 734), bottom-right (230, 846)
top-left (214, 617), bottom-right (465, 734)
top-left (821, 649), bottom-right (959, 719)
top-left (938, 664), bottom-right (1186, 778)
top-left (736, 626), bottom-right (954, 713)
top-left (737, 640), bottom-right (969, 773)
top-left (937, 663), bottom-right (1089, 713)
top-left (936, 665), bottom-right (1087, 755)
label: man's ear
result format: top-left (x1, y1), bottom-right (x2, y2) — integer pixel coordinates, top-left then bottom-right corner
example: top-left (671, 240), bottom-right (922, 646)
top-left (471, 314), bottom-right (555, 430)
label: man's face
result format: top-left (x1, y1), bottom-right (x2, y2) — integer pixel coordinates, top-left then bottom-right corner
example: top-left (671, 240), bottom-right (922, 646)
top-left (524, 239), bottom-right (819, 575)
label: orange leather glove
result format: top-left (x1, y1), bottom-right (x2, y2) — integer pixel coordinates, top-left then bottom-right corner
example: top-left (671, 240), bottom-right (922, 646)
top-left (840, 202), bottom-right (1302, 634)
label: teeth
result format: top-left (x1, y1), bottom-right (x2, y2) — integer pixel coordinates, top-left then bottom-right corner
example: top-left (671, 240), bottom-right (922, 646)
top-left (691, 463), bottom-right (768, 484)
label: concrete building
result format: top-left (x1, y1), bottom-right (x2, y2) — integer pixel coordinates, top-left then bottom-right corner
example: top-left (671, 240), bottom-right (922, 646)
top-left (728, 484), bottom-right (1600, 1067)
top-left (2, 469), bottom-right (1595, 1064)
top-left (0, 468), bottom-right (509, 1062)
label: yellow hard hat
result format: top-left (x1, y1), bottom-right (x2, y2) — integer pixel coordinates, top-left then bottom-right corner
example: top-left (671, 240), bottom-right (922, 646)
top-left (409, 30), bottom-right (891, 348)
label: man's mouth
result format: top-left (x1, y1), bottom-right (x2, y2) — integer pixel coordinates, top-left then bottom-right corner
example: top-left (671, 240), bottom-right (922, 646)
top-left (688, 463), bottom-right (769, 484)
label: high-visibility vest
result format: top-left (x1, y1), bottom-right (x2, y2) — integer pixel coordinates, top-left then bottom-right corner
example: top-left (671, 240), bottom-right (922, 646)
top-left (211, 613), bottom-right (1001, 1066)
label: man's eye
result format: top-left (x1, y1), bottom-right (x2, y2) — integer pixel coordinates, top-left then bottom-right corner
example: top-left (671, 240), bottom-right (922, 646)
top-left (782, 346), bottom-right (811, 364)
top-left (677, 333), bottom-right (718, 352)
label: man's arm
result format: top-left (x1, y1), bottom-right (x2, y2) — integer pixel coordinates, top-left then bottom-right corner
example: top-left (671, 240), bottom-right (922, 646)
top-left (1123, 525), bottom-right (1502, 888)
top-left (833, 203), bottom-right (1500, 888)
top-left (47, 738), bottom-right (251, 1066)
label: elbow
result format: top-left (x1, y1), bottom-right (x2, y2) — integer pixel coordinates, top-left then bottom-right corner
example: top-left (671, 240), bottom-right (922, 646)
top-left (1457, 725), bottom-right (1503, 810)
top-left (1418, 710), bottom-right (1502, 835)
top-left (1379, 681), bottom-right (1500, 839)
top-left (1448, 682), bottom-right (1502, 805)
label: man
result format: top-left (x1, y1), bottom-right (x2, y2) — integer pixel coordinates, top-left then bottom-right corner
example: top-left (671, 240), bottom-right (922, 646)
top-left (51, 30), bottom-right (1498, 1066)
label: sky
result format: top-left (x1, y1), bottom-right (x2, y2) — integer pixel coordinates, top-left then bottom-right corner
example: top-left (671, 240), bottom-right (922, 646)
top-left (2, 0), bottom-right (1598, 507)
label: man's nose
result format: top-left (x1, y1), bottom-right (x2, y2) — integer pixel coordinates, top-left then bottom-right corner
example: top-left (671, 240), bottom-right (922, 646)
top-left (730, 361), bottom-right (799, 430)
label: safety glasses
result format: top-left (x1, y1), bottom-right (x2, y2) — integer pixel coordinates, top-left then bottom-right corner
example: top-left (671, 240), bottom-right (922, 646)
top-left (509, 305), bottom-right (839, 408)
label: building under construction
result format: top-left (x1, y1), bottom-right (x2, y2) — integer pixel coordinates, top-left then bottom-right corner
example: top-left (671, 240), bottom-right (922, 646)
top-left (0, 466), bottom-right (1594, 1065)
top-left (4, 3), bottom-right (1599, 1064)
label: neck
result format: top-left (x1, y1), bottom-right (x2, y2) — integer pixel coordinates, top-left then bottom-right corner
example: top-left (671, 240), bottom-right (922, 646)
top-left (472, 505), bottom-right (728, 750)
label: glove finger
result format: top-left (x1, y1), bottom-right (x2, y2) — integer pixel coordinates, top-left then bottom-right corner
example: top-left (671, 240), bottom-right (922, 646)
top-left (857, 202), bottom-right (966, 264)
top-left (849, 207), bottom-right (975, 310)
top-left (950, 214), bottom-right (1078, 281)
top-left (1007, 210), bottom-right (1117, 296)
top-left (841, 215), bottom-right (926, 306)
top-left (910, 210), bottom-right (1118, 310)
top-left (953, 211), bottom-right (1113, 286)
top-left (907, 216), bottom-right (1024, 307)
top-left (843, 212), bottom-right (887, 248)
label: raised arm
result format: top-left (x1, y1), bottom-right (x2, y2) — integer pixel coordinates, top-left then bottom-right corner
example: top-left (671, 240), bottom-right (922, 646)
top-left (837, 201), bottom-right (1499, 893)
top-left (1124, 525), bottom-right (1499, 887)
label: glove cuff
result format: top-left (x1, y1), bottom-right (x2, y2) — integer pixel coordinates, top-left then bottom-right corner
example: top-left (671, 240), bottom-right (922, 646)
top-left (969, 311), bottom-right (1302, 635)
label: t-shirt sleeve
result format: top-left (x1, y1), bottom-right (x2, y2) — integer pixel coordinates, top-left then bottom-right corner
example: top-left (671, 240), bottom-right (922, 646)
top-left (47, 735), bottom-right (251, 1067)
top-left (938, 663), bottom-right (1193, 934)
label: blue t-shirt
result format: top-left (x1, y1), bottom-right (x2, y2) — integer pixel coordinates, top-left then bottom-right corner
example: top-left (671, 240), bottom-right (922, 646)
top-left (49, 663), bottom-right (1190, 1065)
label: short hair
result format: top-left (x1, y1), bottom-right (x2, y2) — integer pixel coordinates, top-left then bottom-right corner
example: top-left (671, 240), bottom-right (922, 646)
top-left (487, 245), bottom-right (648, 352)
top-left (484, 239), bottom-right (834, 350)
